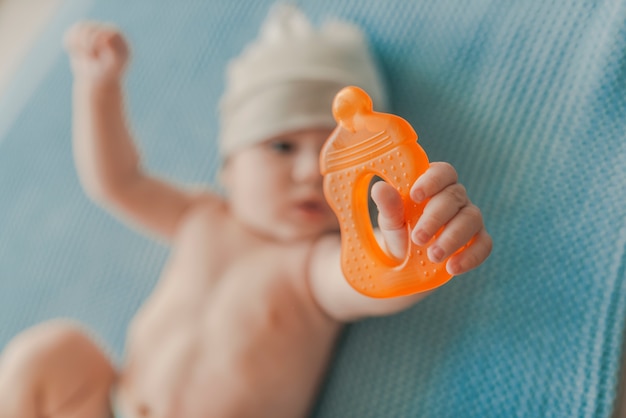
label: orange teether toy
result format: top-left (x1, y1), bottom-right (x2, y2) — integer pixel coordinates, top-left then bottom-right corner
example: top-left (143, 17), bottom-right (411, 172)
top-left (320, 86), bottom-right (454, 298)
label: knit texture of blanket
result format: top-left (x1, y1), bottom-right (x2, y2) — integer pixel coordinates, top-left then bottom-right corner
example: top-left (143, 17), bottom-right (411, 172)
top-left (0, 1), bottom-right (624, 417)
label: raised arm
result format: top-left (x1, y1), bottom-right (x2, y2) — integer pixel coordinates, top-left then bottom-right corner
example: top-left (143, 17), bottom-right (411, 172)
top-left (309, 162), bottom-right (492, 322)
top-left (64, 22), bottom-right (205, 242)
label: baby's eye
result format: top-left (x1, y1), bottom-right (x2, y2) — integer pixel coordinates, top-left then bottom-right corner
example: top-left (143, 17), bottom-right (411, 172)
top-left (269, 140), bottom-right (295, 154)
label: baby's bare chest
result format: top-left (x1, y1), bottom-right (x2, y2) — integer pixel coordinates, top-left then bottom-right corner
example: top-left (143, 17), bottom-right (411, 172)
top-left (134, 238), bottom-right (323, 342)
top-left (120, 235), bottom-right (339, 416)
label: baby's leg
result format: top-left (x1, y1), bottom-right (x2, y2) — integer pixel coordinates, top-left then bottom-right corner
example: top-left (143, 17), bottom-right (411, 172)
top-left (0, 319), bottom-right (116, 418)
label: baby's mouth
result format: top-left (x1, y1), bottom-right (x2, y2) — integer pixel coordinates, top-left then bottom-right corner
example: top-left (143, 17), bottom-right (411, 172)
top-left (295, 199), bottom-right (328, 216)
top-left (299, 200), bottom-right (322, 211)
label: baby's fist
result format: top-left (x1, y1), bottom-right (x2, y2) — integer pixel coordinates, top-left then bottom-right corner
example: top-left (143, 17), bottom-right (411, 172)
top-left (64, 21), bottom-right (130, 83)
top-left (410, 162), bottom-right (492, 275)
top-left (372, 162), bottom-right (492, 276)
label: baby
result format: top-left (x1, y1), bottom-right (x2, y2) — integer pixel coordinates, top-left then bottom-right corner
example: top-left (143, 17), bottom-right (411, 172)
top-left (0, 5), bottom-right (491, 418)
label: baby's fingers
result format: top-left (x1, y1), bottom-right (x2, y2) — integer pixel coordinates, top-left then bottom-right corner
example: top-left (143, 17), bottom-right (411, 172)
top-left (410, 162), bottom-right (458, 203)
top-left (445, 228), bottom-right (493, 275)
top-left (63, 21), bottom-right (125, 58)
top-left (63, 22), bottom-right (84, 52)
top-left (422, 203), bottom-right (484, 265)
top-left (64, 22), bottom-right (100, 55)
top-left (411, 183), bottom-right (469, 246)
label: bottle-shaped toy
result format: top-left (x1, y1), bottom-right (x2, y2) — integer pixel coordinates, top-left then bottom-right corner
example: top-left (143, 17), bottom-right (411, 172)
top-left (320, 86), bottom-right (454, 298)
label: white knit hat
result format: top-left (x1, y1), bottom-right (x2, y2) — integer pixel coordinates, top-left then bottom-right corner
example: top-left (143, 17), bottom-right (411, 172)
top-left (218, 3), bottom-right (388, 157)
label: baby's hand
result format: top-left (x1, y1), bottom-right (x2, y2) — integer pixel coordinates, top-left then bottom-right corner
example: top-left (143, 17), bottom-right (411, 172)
top-left (372, 162), bottom-right (492, 276)
top-left (63, 21), bottom-right (130, 84)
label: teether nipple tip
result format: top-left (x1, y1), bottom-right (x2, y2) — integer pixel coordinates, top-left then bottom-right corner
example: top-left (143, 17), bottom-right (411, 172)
top-left (332, 86), bottom-right (373, 130)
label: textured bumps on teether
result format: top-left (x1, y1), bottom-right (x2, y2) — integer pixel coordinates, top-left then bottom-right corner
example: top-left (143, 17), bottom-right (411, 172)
top-left (320, 86), bottom-right (454, 298)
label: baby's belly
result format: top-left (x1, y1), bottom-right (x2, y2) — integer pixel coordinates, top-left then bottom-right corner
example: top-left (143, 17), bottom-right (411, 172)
top-left (117, 262), bottom-right (339, 418)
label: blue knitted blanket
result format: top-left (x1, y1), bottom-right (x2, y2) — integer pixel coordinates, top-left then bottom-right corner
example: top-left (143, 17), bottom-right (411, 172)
top-left (0, 1), bottom-right (624, 416)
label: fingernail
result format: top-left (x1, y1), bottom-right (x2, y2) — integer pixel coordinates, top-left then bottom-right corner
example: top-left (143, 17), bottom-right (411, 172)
top-left (413, 229), bottom-right (430, 245)
top-left (412, 189), bottom-right (425, 203)
top-left (446, 259), bottom-right (460, 275)
top-left (429, 246), bottom-right (445, 263)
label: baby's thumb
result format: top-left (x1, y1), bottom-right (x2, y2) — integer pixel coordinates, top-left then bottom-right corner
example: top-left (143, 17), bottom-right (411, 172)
top-left (371, 181), bottom-right (405, 231)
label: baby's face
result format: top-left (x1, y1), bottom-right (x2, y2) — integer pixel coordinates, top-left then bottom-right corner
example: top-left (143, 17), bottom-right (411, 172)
top-left (221, 127), bottom-right (339, 241)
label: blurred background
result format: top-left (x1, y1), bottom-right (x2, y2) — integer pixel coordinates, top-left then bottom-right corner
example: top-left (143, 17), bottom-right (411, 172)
top-left (0, 0), bottom-right (61, 97)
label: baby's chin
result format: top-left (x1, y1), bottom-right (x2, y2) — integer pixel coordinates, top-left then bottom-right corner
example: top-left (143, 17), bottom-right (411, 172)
top-left (250, 220), bottom-right (339, 243)
top-left (276, 228), bottom-right (338, 244)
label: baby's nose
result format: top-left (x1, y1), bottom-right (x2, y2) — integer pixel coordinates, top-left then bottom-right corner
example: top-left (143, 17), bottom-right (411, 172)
top-left (293, 151), bottom-right (322, 183)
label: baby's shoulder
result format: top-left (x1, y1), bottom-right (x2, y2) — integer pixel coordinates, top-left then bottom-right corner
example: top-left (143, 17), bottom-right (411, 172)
top-left (288, 233), bottom-right (341, 285)
top-left (176, 192), bottom-right (230, 234)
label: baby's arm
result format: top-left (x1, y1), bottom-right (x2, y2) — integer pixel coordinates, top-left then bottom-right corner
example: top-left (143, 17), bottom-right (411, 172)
top-left (64, 22), bottom-right (207, 241)
top-left (309, 162), bottom-right (492, 322)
